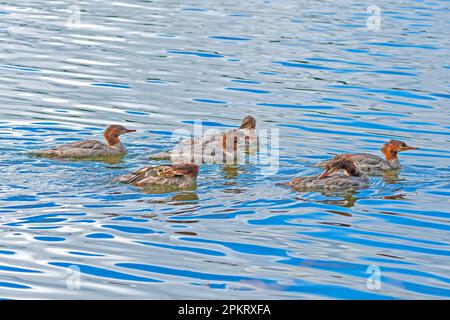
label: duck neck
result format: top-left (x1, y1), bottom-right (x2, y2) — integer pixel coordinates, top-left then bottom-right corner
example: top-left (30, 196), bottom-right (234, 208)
top-left (104, 134), bottom-right (121, 148)
top-left (381, 147), bottom-right (400, 169)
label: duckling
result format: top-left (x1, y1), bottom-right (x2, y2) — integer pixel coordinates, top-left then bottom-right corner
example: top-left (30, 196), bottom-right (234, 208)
top-left (283, 154), bottom-right (369, 191)
top-left (117, 163), bottom-right (199, 189)
top-left (315, 140), bottom-right (417, 173)
top-left (150, 115), bottom-right (257, 164)
top-left (29, 125), bottom-right (136, 160)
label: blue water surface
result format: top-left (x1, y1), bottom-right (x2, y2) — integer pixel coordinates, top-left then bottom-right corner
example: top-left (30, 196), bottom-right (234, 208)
top-left (0, 0), bottom-right (449, 299)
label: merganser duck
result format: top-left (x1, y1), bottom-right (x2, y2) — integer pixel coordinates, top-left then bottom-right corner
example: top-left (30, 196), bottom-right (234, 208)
top-left (282, 154), bottom-right (369, 191)
top-left (29, 125), bottom-right (136, 160)
top-left (315, 140), bottom-right (418, 173)
top-left (149, 115), bottom-right (257, 164)
top-left (116, 163), bottom-right (199, 189)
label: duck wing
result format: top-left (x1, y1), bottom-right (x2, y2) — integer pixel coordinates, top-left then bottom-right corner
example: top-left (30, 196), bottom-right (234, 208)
top-left (149, 135), bottom-right (220, 160)
top-left (29, 140), bottom-right (107, 157)
top-left (290, 174), bottom-right (368, 191)
top-left (117, 167), bottom-right (154, 184)
top-left (155, 165), bottom-right (187, 178)
top-left (58, 140), bottom-right (106, 150)
top-left (323, 175), bottom-right (369, 190)
top-left (118, 165), bottom-right (184, 184)
top-left (350, 153), bottom-right (387, 171)
top-left (351, 153), bottom-right (383, 164)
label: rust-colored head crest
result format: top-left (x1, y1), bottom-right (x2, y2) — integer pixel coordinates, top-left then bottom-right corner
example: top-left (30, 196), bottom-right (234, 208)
top-left (239, 115), bottom-right (256, 130)
top-left (381, 139), bottom-right (417, 160)
top-left (104, 125), bottom-right (136, 146)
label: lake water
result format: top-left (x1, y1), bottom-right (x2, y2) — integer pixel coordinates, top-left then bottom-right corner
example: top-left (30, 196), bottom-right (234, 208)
top-left (0, 0), bottom-right (449, 299)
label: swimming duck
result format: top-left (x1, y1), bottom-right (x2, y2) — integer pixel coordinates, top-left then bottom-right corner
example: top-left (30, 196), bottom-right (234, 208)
top-left (314, 140), bottom-right (418, 173)
top-left (282, 154), bottom-right (369, 191)
top-left (116, 163), bottom-right (199, 189)
top-left (149, 115), bottom-right (257, 164)
top-left (29, 125), bottom-right (136, 159)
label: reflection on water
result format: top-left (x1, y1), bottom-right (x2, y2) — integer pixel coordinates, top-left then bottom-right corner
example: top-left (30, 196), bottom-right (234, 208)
top-left (382, 170), bottom-right (401, 185)
top-left (222, 165), bottom-right (240, 180)
top-left (139, 184), bottom-right (198, 195)
top-left (313, 191), bottom-right (360, 210)
top-left (0, 0), bottom-right (449, 299)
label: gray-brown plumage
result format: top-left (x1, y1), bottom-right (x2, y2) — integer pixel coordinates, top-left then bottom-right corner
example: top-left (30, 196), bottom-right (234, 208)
top-left (149, 115), bottom-right (257, 164)
top-left (314, 140), bottom-right (418, 173)
top-left (29, 125), bottom-right (136, 160)
top-left (282, 154), bottom-right (369, 192)
top-left (116, 163), bottom-right (199, 189)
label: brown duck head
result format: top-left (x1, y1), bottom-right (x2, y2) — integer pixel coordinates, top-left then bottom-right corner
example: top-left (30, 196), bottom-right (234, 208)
top-left (381, 139), bottom-right (418, 161)
top-left (239, 115), bottom-right (256, 130)
top-left (319, 154), bottom-right (360, 179)
top-left (104, 125), bottom-right (136, 146)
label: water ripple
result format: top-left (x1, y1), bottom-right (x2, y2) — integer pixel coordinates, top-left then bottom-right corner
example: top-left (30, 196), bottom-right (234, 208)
top-left (0, 0), bottom-right (449, 299)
